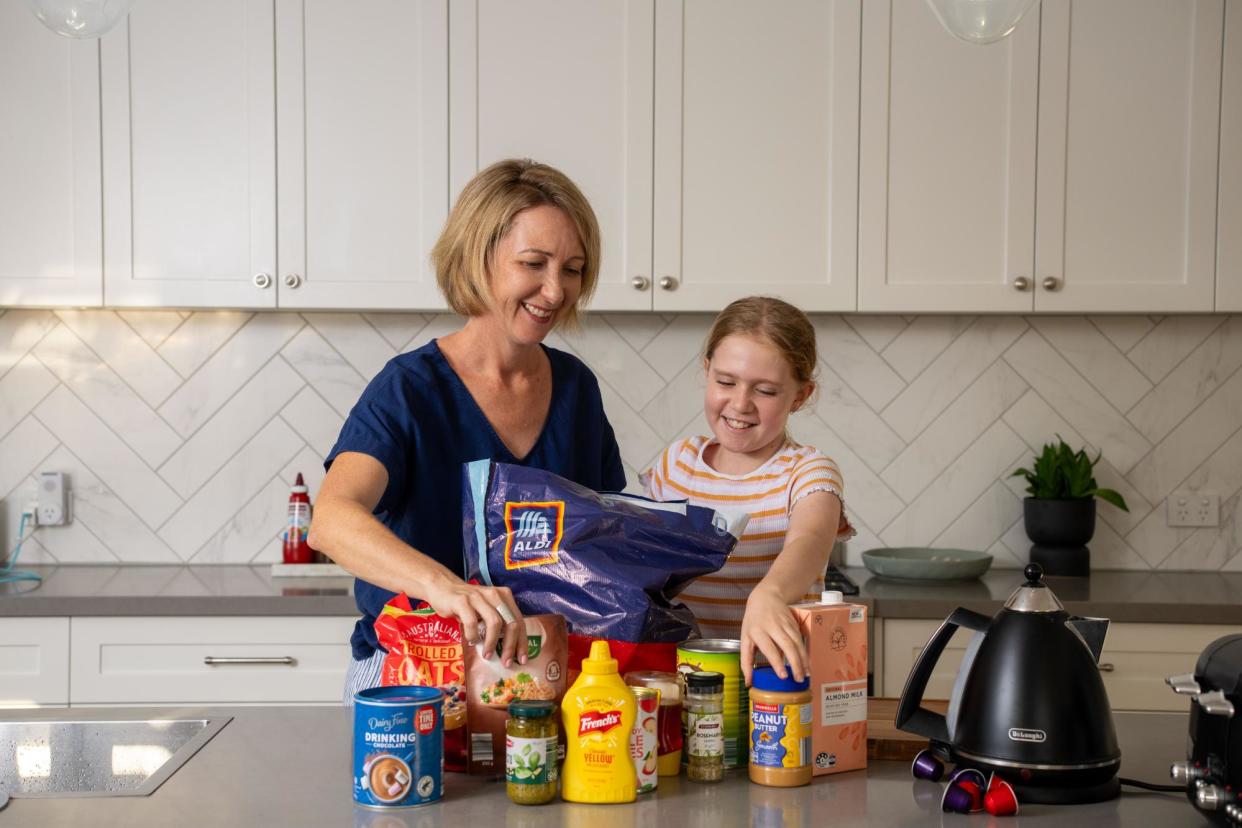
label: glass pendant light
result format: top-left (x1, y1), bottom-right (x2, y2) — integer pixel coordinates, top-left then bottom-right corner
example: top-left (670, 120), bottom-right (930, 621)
top-left (23, 0), bottom-right (135, 39)
top-left (925, 0), bottom-right (1039, 45)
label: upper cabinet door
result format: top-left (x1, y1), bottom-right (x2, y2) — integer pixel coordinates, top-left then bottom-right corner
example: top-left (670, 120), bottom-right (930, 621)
top-left (0, 6), bottom-right (101, 306)
top-left (1034, 0), bottom-right (1223, 312)
top-left (858, 0), bottom-right (1038, 313)
top-left (1216, 0), bottom-right (1242, 311)
top-left (653, 0), bottom-right (860, 312)
top-left (101, 0), bottom-right (277, 308)
top-left (276, 0), bottom-right (448, 310)
top-left (453, 0), bottom-right (654, 311)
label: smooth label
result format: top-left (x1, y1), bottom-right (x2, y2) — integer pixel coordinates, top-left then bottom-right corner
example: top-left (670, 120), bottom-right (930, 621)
top-left (750, 701), bottom-right (811, 769)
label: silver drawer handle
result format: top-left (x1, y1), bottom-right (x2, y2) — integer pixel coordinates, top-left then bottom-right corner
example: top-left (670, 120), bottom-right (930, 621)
top-left (203, 656), bottom-right (296, 666)
top-left (1098, 663), bottom-right (1115, 672)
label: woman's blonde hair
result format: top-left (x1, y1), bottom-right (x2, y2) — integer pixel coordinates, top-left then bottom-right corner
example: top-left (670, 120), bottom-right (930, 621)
top-left (431, 159), bottom-right (601, 328)
top-left (705, 296), bottom-right (819, 394)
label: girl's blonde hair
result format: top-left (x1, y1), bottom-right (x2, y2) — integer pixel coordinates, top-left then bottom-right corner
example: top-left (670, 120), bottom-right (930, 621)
top-left (704, 296), bottom-right (819, 391)
top-left (431, 159), bottom-right (601, 329)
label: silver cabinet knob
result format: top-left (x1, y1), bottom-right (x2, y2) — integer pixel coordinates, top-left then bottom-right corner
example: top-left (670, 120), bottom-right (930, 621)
top-left (1097, 663), bottom-right (1115, 672)
top-left (1012, 276), bottom-right (1030, 291)
top-left (1042, 276), bottom-right (1061, 291)
top-left (631, 275), bottom-right (650, 290)
top-left (253, 272), bottom-right (272, 289)
top-left (283, 273), bottom-right (302, 289)
top-left (659, 276), bottom-right (678, 291)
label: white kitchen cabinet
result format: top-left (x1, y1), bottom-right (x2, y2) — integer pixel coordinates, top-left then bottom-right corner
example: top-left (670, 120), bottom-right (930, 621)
top-left (1034, 0), bottom-right (1222, 313)
top-left (102, 0), bottom-right (449, 310)
top-left (652, 0), bottom-right (860, 312)
top-left (276, 0), bottom-right (448, 310)
top-left (69, 616), bottom-right (355, 705)
top-left (452, 0), bottom-right (654, 312)
top-left (858, 0), bottom-right (1039, 313)
top-left (1218, 0), bottom-right (1242, 311)
top-left (0, 617), bottom-right (70, 707)
top-left (860, 0), bottom-right (1224, 314)
top-left (880, 618), bottom-right (1237, 712)
top-left (0, 7), bottom-right (102, 307)
top-left (101, 0), bottom-right (277, 308)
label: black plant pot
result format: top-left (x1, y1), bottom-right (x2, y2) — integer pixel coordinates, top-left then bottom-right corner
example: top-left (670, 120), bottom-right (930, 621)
top-left (1023, 497), bottom-right (1096, 546)
top-left (1024, 498), bottom-right (1095, 577)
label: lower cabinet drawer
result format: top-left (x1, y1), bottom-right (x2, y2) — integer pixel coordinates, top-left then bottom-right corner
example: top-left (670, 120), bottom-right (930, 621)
top-left (880, 618), bottom-right (1241, 712)
top-left (69, 616), bottom-right (356, 704)
top-left (0, 617), bottom-right (70, 707)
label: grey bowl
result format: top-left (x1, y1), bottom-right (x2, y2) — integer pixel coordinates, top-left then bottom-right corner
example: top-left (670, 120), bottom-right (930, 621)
top-left (860, 547), bottom-right (993, 581)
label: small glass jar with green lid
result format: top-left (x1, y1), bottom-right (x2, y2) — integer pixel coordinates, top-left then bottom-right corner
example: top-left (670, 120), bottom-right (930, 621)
top-left (506, 700), bottom-right (558, 805)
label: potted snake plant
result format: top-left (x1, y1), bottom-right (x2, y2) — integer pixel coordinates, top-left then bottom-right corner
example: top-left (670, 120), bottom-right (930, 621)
top-left (1011, 438), bottom-right (1129, 549)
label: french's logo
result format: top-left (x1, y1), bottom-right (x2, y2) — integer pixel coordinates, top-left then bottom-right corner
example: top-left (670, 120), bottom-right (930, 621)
top-left (579, 710), bottom-right (623, 736)
top-left (503, 501), bottom-right (564, 569)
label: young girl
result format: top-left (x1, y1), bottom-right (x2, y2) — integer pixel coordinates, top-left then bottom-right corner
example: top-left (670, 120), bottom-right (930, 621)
top-left (642, 297), bottom-right (854, 684)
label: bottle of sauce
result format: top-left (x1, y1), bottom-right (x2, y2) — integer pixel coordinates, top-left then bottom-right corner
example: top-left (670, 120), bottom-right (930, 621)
top-left (561, 640), bottom-right (637, 803)
top-left (685, 671), bottom-right (725, 783)
top-left (282, 473), bottom-right (313, 564)
top-left (748, 665), bottom-right (812, 787)
top-left (624, 670), bottom-right (682, 776)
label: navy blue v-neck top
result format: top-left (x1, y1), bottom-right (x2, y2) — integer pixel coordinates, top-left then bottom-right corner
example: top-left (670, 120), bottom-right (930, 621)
top-left (325, 340), bottom-right (626, 660)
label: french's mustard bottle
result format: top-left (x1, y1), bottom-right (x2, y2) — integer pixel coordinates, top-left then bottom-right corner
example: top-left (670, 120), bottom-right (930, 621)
top-left (560, 640), bottom-right (637, 803)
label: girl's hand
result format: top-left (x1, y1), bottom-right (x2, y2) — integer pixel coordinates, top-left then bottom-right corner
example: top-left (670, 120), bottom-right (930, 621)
top-left (741, 585), bottom-right (808, 685)
top-left (422, 575), bottom-right (528, 669)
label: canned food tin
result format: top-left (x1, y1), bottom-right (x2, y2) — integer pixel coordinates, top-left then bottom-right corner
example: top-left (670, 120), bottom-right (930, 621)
top-left (677, 639), bottom-right (747, 768)
top-left (353, 685), bottom-right (444, 809)
top-left (630, 687), bottom-right (660, 793)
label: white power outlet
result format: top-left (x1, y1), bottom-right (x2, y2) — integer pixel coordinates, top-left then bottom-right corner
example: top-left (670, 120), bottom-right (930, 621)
top-left (37, 471), bottom-right (70, 526)
top-left (1167, 491), bottom-right (1219, 528)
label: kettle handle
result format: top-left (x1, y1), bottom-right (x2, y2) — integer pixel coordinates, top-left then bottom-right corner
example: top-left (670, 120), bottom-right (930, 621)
top-left (894, 607), bottom-right (992, 745)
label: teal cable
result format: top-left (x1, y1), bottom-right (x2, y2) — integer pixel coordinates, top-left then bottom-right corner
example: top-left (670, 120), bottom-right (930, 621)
top-left (1, 512), bottom-right (43, 590)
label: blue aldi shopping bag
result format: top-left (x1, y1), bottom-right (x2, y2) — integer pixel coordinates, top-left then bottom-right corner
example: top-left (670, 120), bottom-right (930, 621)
top-left (462, 460), bottom-right (745, 643)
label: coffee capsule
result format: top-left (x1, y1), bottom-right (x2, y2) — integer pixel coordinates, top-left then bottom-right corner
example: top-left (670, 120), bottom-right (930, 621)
top-left (947, 767), bottom-right (986, 789)
top-left (983, 775), bottom-right (1020, 816)
top-left (911, 749), bottom-right (944, 781)
top-left (956, 779), bottom-right (983, 812)
top-left (941, 784), bottom-right (974, 813)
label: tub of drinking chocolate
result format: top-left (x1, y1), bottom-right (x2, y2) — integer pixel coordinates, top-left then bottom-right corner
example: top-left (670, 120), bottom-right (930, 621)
top-left (353, 685), bottom-right (444, 809)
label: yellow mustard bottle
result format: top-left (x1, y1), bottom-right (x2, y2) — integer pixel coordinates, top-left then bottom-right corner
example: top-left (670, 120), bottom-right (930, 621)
top-left (561, 640), bottom-right (637, 803)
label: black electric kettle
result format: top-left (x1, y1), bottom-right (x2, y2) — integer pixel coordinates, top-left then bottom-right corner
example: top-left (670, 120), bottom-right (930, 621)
top-left (895, 564), bottom-right (1121, 804)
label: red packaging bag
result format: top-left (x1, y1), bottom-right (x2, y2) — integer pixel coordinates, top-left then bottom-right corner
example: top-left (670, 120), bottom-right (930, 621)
top-left (565, 634), bottom-right (677, 684)
top-left (373, 593), bottom-right (468, 771)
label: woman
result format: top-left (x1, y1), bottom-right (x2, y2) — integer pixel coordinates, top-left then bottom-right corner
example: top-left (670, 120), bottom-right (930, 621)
top-left (309, 159), bottom-right (626, 701)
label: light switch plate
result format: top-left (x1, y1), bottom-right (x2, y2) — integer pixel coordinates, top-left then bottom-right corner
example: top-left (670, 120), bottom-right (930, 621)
top-left (1167, 491), bottom-right (1219, 528)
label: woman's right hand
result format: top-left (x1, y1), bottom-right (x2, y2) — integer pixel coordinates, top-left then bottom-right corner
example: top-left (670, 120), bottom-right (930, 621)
top-left (422, 574), bottom-right (528, 669)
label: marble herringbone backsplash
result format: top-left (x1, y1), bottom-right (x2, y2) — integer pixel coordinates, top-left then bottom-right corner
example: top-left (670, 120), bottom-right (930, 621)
top-left (1, 309), bottom-right (1239, 571)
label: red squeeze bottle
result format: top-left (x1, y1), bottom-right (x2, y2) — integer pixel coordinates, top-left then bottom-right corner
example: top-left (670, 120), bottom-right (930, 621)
top-left (282, 474), bottom-right (313, 564)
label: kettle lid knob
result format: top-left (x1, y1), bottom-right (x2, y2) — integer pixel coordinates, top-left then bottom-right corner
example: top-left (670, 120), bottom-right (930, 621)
top-left (1023, 563), bottom-right (1045, 587)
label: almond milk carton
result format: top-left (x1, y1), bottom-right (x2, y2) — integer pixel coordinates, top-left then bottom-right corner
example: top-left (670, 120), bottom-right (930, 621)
top-left (789, 591), bottom-right (868, 776)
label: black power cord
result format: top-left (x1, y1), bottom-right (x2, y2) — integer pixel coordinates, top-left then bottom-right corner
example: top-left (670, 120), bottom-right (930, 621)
top-left (1120, 777), bottom-right (1186, 793)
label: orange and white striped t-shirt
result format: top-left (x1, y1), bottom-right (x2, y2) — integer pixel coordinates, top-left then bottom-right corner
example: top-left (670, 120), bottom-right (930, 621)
top-left (640, 436), bottom-right (855, 639)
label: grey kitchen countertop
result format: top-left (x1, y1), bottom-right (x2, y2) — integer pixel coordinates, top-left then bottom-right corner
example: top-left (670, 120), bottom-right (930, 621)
top-left (3, 564), bottom-right (1242, 624)
top-left (0, 705), bottom-right (1201, 827)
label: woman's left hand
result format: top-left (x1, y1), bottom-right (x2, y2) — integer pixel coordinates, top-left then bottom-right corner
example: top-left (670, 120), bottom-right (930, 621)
top-left (741, 585), bottom-right (808, 685)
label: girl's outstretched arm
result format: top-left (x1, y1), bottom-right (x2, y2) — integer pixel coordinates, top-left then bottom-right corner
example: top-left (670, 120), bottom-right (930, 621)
top-left (740, 490), bottom-right (842, 684)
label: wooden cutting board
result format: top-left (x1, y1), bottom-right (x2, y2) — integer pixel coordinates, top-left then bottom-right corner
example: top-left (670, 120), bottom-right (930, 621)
top-left (866, 697), bottom-right (949, 761)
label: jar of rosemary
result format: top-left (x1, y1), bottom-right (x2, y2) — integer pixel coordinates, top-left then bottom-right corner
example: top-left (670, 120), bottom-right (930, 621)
top-left (684, 671), bottom-right (725, 782)
top-left (506, 700), bottom-right (558, 804)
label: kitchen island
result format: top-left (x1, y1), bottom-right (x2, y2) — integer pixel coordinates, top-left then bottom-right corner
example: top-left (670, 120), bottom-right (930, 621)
top-left (0, 705), bottom-right (1203, 827)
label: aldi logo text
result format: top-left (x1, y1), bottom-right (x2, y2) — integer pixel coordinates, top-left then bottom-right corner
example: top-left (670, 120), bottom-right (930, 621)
top-left (503, 501), bottom-right (565, 569)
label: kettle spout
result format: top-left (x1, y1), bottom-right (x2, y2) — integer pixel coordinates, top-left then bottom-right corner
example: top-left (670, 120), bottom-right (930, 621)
top-left (1067, 616), bottom-right (1110, 663)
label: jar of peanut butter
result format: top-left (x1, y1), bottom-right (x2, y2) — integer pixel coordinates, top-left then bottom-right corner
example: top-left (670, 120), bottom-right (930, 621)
top-left (748, 666), bottom-right (812, 787)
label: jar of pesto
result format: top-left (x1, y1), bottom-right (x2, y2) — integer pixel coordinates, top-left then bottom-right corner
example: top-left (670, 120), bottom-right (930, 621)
top-left (506, 700), bottom-right (558, 805)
